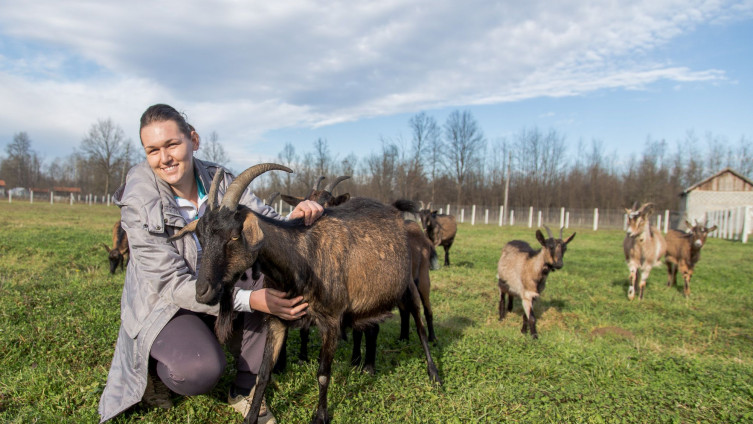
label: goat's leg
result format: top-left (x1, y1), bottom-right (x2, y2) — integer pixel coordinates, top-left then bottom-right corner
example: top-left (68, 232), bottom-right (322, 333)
top-left (299, 327), bottom-right (310, 362)
top-left (403, 281), bottom-right (442, 385)
top-left (312, 324), bottom-right (339, 424)
top-left (521, 298), bottom-right (532, 335)
top-left (680, 262), bottom-right (693, 297)
top-left (666, 260), bottom-right (676, 287)
top-left (398, 306), bottom-right (410, 341)
top-left (362, 324), bottom-right (379, 375)
top-left (350, 329), bottom-right (363, 367)
top-left (627, 264), bottom-right (638, 300)
top-left (443, 245), bottom-right (451, 266)
top-left (507, 294), bottom-right (513, 312)
top-left (244, 317), bottom-right (287, 424)
top-left (529, 301), bottom-right (538, 340)
top-left (638, 265), bottom-right (651, 300)
top-left (498, 284), bottom-right (507, 321)
top-left (416, 274), bottom-right (436, 343)
top-left (272, 331), bottom-right (288, 374)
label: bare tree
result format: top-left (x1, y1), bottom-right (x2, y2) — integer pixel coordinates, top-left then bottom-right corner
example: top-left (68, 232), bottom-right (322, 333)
top-left (1, 132), bottom-right (43, 188)
top-left (197, 131), bottom-right (229, 166)
top-left (408, 112), bottom-right (439, 201)
top-left (443, 110), bottom-right (485, 206)
top-left (80, 119), bottom-right (130, 195)
top-left (276, 142), bottom-right (298, 196)
top-left (313, 138), bottom-right (333, 177)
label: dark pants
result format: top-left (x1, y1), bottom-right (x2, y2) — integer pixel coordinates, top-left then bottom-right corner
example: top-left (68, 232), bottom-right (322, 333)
top-left (149, 275), bottom-right (267, 395)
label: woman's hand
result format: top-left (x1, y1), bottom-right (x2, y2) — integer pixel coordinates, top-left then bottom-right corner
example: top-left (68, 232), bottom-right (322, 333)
top-left (249, 288), bottom-right (308, 320)
top-left (289, 199), bottom-right (324, 226)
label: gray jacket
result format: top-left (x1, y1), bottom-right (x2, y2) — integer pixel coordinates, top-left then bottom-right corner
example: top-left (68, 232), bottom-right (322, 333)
top-left (98, 158), bottom-right (283, 422)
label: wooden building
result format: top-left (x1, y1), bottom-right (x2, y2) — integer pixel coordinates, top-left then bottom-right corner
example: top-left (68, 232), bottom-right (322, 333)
top-left (679, 167), bottom-right (753, 227)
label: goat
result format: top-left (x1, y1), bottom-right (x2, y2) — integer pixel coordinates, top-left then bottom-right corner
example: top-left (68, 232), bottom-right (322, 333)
top-left (101, 221), bottom-right (129, 274)
top-left (623, 202), bottom-right (666, 300)
top-left (665, 220), bottom-right (717, 297)
top-left (264, 191), bottom-right (280, 206)
top-left (496, 226), bottom-right (575, 339)
top-left (171, 163), bottom-right (441, 424)
top-left (419, 209), bottom-right (457, 266)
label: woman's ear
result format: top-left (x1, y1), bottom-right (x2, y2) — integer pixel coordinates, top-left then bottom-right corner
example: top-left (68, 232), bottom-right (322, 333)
top-left (191, 131), bottom-right (200, 152)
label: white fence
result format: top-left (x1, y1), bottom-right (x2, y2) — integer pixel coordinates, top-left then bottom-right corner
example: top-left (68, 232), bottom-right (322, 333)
top-left (706, 206), bottom-right (752, 243)
top-left (7, 191), bottom-right (116, 206)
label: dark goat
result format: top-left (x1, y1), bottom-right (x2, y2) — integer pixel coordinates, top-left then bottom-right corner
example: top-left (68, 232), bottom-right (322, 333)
top-left (665, 220), bottom-right (717, 297)
top-left (497, 226), bottom-right (575, 339)
top-left (420, 209), bottom-right (457, 266)
top-left (101, 221), bottom-right (129, 274)
top-left (171, 164), bottom-right (441, 424)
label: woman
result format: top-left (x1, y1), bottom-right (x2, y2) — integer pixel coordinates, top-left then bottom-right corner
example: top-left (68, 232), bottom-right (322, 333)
top-left (98, 104), bottom-right (323, 423)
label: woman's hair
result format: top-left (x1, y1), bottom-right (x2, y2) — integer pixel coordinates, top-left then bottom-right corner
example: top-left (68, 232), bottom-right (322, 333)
top-left (139, 104), bottom-right (193, 142)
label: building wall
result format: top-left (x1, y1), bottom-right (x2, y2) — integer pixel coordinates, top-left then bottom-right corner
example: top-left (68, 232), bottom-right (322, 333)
top-left (682, 191), bottom-right (753, 224)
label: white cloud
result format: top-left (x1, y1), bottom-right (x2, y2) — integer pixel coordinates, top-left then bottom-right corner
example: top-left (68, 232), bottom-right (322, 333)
top-left (0, 0), bottom-right (750, 162)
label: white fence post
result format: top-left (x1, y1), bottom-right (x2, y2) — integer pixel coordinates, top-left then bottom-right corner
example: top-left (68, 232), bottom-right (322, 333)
top-left (439, 208), bottom-right (443, 214)
top-left (663, 210), bottom-right (669, 233)
top-left (537, 211), bottom-right (542, 228)
top-left (510, 210), bottom-right (515, 226)
top-left (565, 212), bottom-right (570, 229)
top-left (623, 214), bottom-right (628, 231)
top-left (447, 204), bottom-right (451, 215)
top-left (560, 207), bottom-right (565, 229)
top-left (50, 191), bottom-right (54, 205)
top-left (657, 215), bottom-right (662, 232)
top-left (8, 191), bottom-right (10, 203)
top-left (70, 193), bottom-right (74, 206)
top-left (461, 209), bottom-right (464, 223)
top-left (471, 205), bottom-right (476, 226)
top-left (499, 206), bottom-right (504, 226)
top-left (484, 209), bottom-right (489, 225)
top-left (30, 191), bottom-right (34, 204)
top-left (742, 206), bottom-right (751, 244)
top-left (528, 207), bottom-right (533, 228)
top-left (593, 208), bottom-right (599, 231)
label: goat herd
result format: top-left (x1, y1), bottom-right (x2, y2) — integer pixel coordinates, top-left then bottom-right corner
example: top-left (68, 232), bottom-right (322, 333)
top-left (101, 163), bottom-right (718, 424)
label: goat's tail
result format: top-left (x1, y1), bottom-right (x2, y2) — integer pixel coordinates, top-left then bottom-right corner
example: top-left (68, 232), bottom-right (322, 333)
top-left (392, 199), bottom-right (419, 214)
top-left (429, 246), bottom-right (440, 270)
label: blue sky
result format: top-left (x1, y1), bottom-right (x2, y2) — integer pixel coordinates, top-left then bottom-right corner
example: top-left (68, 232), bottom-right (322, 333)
top-left (0, 1), bottom-right (751, 172)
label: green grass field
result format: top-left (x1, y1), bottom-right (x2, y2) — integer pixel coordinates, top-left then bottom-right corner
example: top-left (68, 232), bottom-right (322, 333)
top-left (1, 202), bottom-right (752, 423)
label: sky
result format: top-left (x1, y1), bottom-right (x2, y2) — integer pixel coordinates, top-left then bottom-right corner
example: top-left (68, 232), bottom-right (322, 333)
top-left (1, 0), bottom-right (752, 172)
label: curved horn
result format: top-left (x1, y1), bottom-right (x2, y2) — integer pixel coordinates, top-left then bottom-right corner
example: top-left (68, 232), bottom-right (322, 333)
top-left (314, 176), bottom-right (325, 190)
top-left (220, 163), bottom-right (293, 210)
top-left (324, 175), bottom-right (350, 192)
top-left (102, 243), bottom-right (112, 253)
top-left (543, 225), bottom-right (553, 239)
top-left (631, 201), bottom-right (639, 211)
top-left (559, 226), bottom-right (564, 239)
top-left (266, 192), bottom-right (280, 205)
top-left (207, 168), bottom-right (224, 211)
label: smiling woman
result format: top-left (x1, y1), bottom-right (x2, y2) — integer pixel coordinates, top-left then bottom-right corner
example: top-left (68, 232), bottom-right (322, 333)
top-left (97, 104), bottom-right (323, 424)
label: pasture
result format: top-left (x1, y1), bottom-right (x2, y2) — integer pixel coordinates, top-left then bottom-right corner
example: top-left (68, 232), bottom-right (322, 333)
top-left (1, 202), bottom-right (752, 423)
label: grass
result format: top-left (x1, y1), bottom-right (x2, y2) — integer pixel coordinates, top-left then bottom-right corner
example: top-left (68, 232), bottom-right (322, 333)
top-left (1, 201), bottom-right (752, 423)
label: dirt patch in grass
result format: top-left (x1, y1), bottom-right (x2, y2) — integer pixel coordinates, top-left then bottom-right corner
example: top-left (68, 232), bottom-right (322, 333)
top-left (590, 326), bottom-right (635, 340)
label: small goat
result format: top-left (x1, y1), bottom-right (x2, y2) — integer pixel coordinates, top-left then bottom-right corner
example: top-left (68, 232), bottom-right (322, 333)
top-left (419, 209), bottom-right (457, 266)
top-left (101, 221), bottom-right (129, 274)
top-left (665, 220), bottom-right (717, 297)
top-left (171, 164), bottom-right (441, 424)
top-left (623, 202), bottom-right (666, 301)
top-left (496, 226), bottom-right (575, 339)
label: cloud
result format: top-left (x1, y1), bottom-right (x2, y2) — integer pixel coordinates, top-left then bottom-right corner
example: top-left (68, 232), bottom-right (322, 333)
top-left (0, 0), bottom-right (750, 161)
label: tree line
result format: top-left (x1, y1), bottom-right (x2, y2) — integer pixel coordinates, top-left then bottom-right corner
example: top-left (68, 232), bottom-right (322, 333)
top-left (2, 111), bottom-right (751, 212)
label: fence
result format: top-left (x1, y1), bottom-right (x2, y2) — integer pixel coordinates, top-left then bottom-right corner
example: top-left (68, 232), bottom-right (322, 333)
top-left (6, 190), bottom-right (117, 206)
top-left (706, 206), bottom-right (752, 243)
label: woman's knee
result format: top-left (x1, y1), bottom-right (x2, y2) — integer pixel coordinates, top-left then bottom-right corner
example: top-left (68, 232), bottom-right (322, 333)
top-left (158, 352), bottom-right (227, 396)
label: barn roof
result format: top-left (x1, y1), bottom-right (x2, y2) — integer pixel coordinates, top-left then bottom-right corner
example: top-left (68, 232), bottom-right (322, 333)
top-left (0, 179), bottom-right (5, 187)
top-left (53, 186), bottom-right (82, 193)
top-left (682, 167), bottom-right (753, 194)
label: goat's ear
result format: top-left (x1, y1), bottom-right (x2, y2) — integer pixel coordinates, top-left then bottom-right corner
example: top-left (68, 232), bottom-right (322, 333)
top-left (535, 230), bottom-right (546, 246)
top-left (169, 220), bottom-right (198, 241)
top-left (624, 208), bottom-right (632, 214)
top-left (707, 225), bottom-right (717, 233)
top-left (101, 243), bottom-right (111, 253)
top-left (280, 194), bottom-right (303, 207)
top-left (332, 193), bottom-right (350, 205)
top-left (565, 232), bottom-right (576, 244)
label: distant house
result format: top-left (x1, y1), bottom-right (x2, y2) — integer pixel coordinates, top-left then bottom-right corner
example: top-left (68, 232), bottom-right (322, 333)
top-left (679, 167), bottom-right (753, 226)
top-left (0, 179), bottom-right (5, 197)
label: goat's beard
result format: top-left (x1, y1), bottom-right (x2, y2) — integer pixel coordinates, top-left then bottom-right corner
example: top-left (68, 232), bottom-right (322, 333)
top-left (214, 287), bottom-right (235, 344)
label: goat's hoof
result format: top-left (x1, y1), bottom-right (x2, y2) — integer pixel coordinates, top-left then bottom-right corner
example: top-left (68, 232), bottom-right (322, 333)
top-left (362, 365), bottom-right (376, 375)
top-left (531, 333), bottom-right (539, 340)
top-left (627, 289), bottom-right (635, 301)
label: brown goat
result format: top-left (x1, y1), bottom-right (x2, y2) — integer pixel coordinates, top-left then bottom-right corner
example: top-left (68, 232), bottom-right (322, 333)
top-left (101, 221), bottom-right (129, 274)
top-left (419, 210), bottom-right (457, 266)
top-left (496, 226), bottom-right (575, 339)
top-left (623, 202), bottom-right (666, 301)
top-left (665, 220), bottom-right (717, 297)
top-left (171, 164), bottom-right (441, 424)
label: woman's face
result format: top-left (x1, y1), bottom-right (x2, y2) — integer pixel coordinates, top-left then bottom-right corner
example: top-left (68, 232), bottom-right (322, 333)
top-left (141, 120), bottom-right (199, 190)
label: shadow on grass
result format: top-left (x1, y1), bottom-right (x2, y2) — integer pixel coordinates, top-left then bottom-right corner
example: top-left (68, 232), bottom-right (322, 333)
top-left (448, 260), bottom-right (475, 268)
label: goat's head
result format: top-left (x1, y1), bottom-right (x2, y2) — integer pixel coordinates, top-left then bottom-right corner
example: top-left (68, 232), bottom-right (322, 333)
top-left (625, 202), bottom-right (654, 237)
top-left (102, 244), bottom-right (123, 274)
top-left (535, 225), bottom-right (576, 271)
top-left (169, 163), bottom-right (293, 305)
top-left (685, 220), bottom-right (717, 248)
top-left (281, 175), bottom-right (351, 207)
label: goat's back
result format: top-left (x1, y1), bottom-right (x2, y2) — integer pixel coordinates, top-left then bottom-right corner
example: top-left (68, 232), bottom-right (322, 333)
top-left (665, 230), bottom-right (694, 264)
top-left (497, 240), bottom-right (541, 295)
top-left (623, 225), bottom-right (666, 265)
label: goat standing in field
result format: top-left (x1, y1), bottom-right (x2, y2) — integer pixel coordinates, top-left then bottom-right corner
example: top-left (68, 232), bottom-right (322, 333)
top-left (171, 164), bottom-right (441, 424)
top-left (419, 209), bottom-right (457, 266)
top-left (496, 226), bottom-right (575, 339)
top-left (623, 202), bottom-right (666, 301)
top-left (101, 221), bottom-right (129, 274)
top-left (665, 220), bottom-right (717, 297)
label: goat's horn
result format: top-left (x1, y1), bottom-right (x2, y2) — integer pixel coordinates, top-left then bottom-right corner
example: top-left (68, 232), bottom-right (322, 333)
top-left (559, 226), bottom-right (564, 239)
top-left (266, 192), bottom-right (280, 205)
top-left (324, 175), bottom-right (350, 192)
top-left (420, 201), bottom-right (425, 209)
top-left (102, 243), bottom-right (111, 252)
top-left (314, 176), bottom-right (325, 190)
top-left (221, 163), bottom-right (293, 210)
top-left (631, 201), bottom-right (639, 210)
top-left (207, 168), bottom-right (224, 211)
top-left (543, 225), bottom-right (553, 239)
